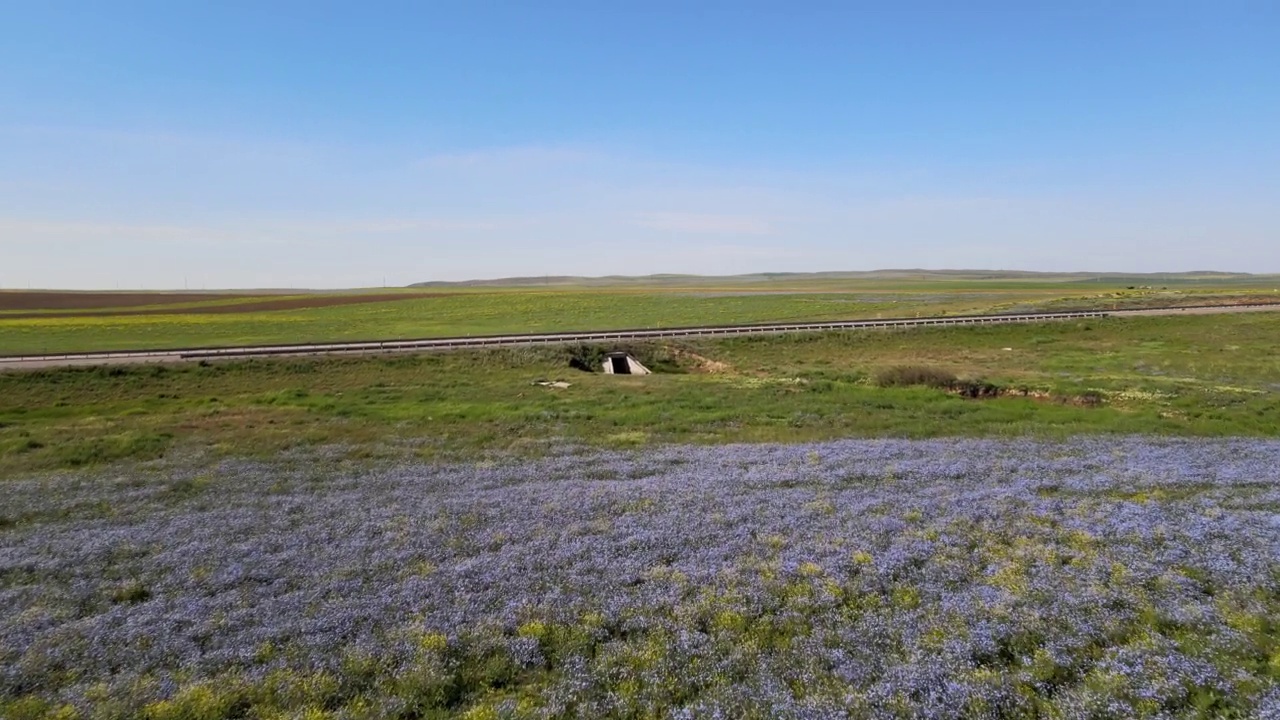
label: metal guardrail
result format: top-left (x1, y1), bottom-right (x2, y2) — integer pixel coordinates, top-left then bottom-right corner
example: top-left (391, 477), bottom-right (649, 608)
top-left (1, 303), bottom-right (1276, 367)
top-left (0, 309), bottom-right (1113, 365)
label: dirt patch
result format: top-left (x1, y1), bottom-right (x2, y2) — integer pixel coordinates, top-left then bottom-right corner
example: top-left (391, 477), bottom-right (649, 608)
top-left (0, 292), bottom-right (258, 312)
top-left (0, 293), bottom-right (451, 319)
top-left (666, 347), bottom-right (734, 374)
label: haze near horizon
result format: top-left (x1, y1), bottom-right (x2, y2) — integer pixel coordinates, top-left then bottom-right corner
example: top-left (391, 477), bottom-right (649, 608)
top-left (2, 3), bottom-right (1277, 290)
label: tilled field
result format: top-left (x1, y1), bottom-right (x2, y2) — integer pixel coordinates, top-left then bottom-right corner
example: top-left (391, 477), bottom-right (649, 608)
top-left (3, 438), bottom-right (1280, 718)
top-left (0, 292), bottom-right (257, 312)
top-left (0, 292), bottom-right (443, 319)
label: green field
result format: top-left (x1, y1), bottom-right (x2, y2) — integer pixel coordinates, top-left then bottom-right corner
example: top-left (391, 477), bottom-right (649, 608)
top-left (5, 287), bottom-right (1280, 719)
top-left (3, 273), bottom-right (1279, 355)
top-left (3, 311), bottom-right (1277, 476)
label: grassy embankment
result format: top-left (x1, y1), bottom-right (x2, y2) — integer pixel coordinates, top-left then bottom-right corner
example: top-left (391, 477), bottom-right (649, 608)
top-left (2, 312), bottom-right (1277, 475)
top-left (3, 278), bottom-right (1278, 355)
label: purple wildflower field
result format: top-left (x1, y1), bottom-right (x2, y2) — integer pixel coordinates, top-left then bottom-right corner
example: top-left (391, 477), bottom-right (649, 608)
top-left (3, 437), bottom-right (1280, 718)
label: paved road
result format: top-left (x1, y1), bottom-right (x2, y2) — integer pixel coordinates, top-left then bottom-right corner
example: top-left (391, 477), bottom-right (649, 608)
top-left (2, 303), bottom-right (1277, 371)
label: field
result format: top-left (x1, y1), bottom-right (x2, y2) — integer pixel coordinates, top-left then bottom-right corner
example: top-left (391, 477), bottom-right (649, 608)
top-left (3, 278), bottom-right (1280, 718)
top-left (2, 272), bottom-right (1278, 356)
top-left (2, 311), bottom-right (1279, 477)
top-left (5, 439), bottom-right (1280, 718)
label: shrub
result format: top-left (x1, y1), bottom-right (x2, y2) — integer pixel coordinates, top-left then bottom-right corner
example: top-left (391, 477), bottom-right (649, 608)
top-left (873, 365), bottom-right (957, 389)
top-left (566, 344), bottom-right (606, 372)
top-left (950, 380), bottom-right (1004, 398)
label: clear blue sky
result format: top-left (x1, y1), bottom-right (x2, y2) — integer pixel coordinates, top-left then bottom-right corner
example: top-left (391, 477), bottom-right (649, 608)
top-left (2, 2), bottom-right (1277, 288)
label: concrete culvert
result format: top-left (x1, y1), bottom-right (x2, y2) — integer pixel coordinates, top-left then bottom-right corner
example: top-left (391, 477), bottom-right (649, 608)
top-left (602, 352), bottom-right (651, 375)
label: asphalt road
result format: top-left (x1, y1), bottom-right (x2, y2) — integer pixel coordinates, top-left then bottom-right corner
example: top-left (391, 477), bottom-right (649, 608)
top-left (2, 303), bottom-right (1276, 371)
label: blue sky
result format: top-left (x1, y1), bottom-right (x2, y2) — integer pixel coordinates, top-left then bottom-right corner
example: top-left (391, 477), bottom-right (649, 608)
top-left (2, 2), bottom-right (1277, 288)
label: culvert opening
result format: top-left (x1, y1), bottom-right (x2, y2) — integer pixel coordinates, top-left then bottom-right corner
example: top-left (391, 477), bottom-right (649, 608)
top-left (602, 352), bottom-right (651, 375)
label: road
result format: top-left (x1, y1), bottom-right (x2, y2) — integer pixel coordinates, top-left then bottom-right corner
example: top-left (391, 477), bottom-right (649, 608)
top-left (2, 303), bottom-right (1277, 371)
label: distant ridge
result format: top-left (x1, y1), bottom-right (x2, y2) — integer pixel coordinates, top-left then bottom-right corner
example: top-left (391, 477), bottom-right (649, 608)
top-left (410, 269), bottom-right (1265, 288)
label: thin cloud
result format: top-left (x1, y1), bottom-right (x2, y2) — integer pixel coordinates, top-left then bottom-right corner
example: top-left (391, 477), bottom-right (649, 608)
top-left (637, 212), bottom-right (775, 236)
top-left (0, 219), bottom-right (234, 245)
top-left (414, 145), bottom-right (601, 171)
top-left (0, 215), bottom-right (551, 249)
top-left (264, 216), bottom-right (547, 235)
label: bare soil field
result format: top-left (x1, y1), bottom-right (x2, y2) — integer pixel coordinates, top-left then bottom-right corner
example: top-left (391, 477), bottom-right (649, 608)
top-left (0, 292), bottom-right (445, 318)
top-left (0, 291), bottom-right (255, 311)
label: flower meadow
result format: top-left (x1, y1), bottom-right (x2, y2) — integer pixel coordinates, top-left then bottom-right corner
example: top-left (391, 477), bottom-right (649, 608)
top-left (3, 438), bottom-right (1280, 719)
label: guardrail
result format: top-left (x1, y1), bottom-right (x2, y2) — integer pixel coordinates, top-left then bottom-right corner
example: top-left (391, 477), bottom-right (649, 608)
top-left (0, 309), bottom-right (1115, 366)
top-left (3, 303), bottom-right (1277, 367)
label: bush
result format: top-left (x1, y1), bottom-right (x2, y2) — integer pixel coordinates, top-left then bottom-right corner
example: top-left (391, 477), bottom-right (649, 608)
top-left (873, 365), bottom-right (957, 389)
top-left (949, 380), bottom-right (1003, 398)
top-left (567, 344), bottom-right (607, 372)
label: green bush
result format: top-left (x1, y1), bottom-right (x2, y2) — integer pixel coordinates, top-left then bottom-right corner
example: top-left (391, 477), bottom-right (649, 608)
top-left (873, 365), bottom-right (957, 389)
top-left (566, 344), bottom-right (606, 372)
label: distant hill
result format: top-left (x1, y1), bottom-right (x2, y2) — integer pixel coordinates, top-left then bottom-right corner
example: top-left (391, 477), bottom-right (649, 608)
top-left (410, 269), bottom-right (1266, 288)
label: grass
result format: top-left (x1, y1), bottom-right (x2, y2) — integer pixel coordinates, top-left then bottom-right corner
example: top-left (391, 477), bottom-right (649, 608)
top-left (3, 302), bottom-right (1280, 717)
top-left (1, 312), bottom-right (1277, 476)
top-left (3, 278), bottom-right (1279, 355)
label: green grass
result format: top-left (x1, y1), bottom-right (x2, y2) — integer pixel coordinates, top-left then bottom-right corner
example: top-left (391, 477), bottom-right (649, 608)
top-left (2, 313), bottom-right (1277, 476)
top-left (3, 278), bottom-right (1278, 355)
